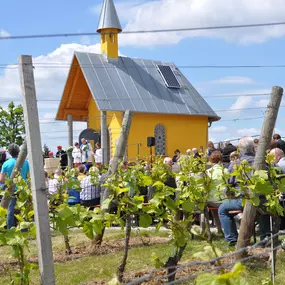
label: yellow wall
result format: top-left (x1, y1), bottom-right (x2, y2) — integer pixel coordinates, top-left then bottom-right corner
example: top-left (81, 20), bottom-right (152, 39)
top-left (87, 98), bottom-right (209, 161)
top-left (101, 28), bottom-right (119, 59)
top-left (126, 113), bottom-right (208, 160)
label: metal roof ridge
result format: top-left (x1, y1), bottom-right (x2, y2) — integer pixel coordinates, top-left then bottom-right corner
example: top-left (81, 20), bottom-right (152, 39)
top-left (97, 0), bottom-right (122, 33)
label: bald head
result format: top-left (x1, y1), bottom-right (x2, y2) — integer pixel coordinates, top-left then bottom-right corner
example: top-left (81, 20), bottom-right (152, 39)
top-left (186, 149), bottom-right (191, 155)
top-left (270, 148), bottom-right (284, 163)
top-left (192, 148), bottom-right (198, 154)
top-left (163, 157), bottom-right (173, 166)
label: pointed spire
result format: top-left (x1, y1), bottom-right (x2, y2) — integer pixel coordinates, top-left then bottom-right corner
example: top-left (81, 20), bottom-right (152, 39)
top-left (97, 0), bottom-right (122, 33)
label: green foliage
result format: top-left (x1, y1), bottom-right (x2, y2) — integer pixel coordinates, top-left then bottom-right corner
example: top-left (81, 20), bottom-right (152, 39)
top-left (0, 176), bottom-right (37, 285)
top-left (0, 102), bottom-right (25, 147)
top-left (195, 263), bottom-right (248, 285)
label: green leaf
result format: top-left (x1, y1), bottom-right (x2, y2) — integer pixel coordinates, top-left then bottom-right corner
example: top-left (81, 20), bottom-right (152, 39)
top-left (139, 214), bottom-right (152, 228)
top-left (83, 222), bottom-right (94, 240)
top-left (102, 195), bottom-right (114, 210)
top-left (254, 170), bottom-right (268, 180)
top-left (255, 181), bottom-right (273, 195)
top-left (195, 273), bottom-right (218, 285)
top-left (164, 197), bottom-right (176, 211)
top-left (57, 206), bottom-right (73, 220)
top-left (182, 200), bottom-right (195, 213)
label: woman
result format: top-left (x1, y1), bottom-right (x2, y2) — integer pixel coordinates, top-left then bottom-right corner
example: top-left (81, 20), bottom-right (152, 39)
top-left (94, 143), bottom-right (103, 167)
top-left (205, 151), bottom-right (226, 234)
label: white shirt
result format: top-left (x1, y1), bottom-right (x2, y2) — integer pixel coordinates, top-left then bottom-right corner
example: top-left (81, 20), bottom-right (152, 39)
top-left (48, 178), bottom-right (59, 195)
top-left (72, 147), bottom-right (82, 164)
top-left (94, 148), bottom-right (103, 164)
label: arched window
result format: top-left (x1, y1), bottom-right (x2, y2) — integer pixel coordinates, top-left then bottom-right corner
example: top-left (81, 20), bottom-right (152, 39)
top-left (154, 124), bottom-right (166, 156)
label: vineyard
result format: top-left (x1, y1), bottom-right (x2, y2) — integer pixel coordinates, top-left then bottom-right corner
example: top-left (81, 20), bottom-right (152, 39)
top-left (1, 153), bottom-right (285, 284)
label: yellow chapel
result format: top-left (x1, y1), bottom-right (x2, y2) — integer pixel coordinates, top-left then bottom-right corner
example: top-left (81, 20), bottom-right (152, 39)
top-left (56, 0), bottom-right (220, 162)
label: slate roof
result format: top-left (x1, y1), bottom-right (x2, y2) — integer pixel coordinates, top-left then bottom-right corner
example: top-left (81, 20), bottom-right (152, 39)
top-left (74, 51), bottom-right (220, 122)
top-left (97, 0), bottom-right (122, 33)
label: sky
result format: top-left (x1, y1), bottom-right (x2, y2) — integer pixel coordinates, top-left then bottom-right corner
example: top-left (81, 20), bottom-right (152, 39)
top-left (1, 0), bottom-right (285, 151)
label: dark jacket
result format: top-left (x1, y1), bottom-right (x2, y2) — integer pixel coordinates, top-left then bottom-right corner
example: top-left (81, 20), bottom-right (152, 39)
top-left (276, 139), bottom-right (285, 154)
top-left (56, 150), bottom-right (68, 168)
top-left (222, 144), bottom-right (237, 163)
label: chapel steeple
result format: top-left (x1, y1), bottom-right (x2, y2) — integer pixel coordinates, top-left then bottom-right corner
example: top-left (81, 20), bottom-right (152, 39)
top-left (97, 0), bottom-right (122, 59)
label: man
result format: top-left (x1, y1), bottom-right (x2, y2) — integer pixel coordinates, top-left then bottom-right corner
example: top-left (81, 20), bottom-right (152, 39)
top-left (222, 141), bottom-right (237, 163)
top-left (56, 146), bottom-right (68, 170)
top-left (186, 149), bottom-right (191, 156)
top-left (80, 173), bottom-right (101, 210)
top-left (0, 143), bottom-right (30, 229)
top-left (253, 138), bottom-right (259, 153)
top-left (270, 148), bottom-right (285, 173)
top-left (273, 134), bottom-right (285, 154)
top-left (81, 138), bottom-right (93, 170)
top-left (218, 137), bottom-right (257, 246)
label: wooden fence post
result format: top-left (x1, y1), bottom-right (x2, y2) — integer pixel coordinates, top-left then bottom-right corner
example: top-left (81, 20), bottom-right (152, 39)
top-left (67, 114), bottom-right (73, 168)
top-left (19, 55), bottom-right (55, 284)
top-left (236, 86), bottom-right (283, 260)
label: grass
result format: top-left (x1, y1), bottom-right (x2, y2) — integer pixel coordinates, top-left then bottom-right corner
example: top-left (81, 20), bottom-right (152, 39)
top-left (0, 228), bottom-right (285, 284)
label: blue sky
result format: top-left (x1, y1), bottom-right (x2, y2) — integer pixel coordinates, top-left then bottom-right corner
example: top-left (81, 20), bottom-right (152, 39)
top-left (1, 0), bottom-right (285, 151)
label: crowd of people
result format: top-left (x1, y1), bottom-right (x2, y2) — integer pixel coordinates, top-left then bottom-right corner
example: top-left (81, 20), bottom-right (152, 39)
top-left (1, 134), bottom-right (285, 247)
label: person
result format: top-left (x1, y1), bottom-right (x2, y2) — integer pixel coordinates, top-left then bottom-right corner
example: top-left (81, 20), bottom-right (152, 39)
top-left (207, 141), bottom-right (216, 157)
top-left (205, 151), bottom-right (225, 234)
top-left (228, 151), bottom-right (240, 173)
top-left (80, 138), bottom-right (93, 170)
top-left (273, 134), bottom-right (285, 154)
top-left (0, 149), bottom-right (6, 172)
top-left (72, 142), bottom-right (82, 167)
top-left (77, 164), bottom-right (87, 181)
top-left (222, 141), bottom-right (237, 164)
top-left (56, 146), bottom-right (68, 170)
top-left (0, 143), bottom-right (30, 229)
top-left (67, 169), bottom-right (81, 206)
top-left (48, 151), bottom-right (54, 158)
top-left (192, 148), bottom-right (200, 158)
top-left (253, 138), bottom-right (259, 153)
top-left (172, 149), bottom-right (181, 163)
top-left (48, 169), bottom-right (62, 195)
top-left (186, 149), bottom-right (192, 156)
top-left (270, 148), bottom-right (285, 173)
top-left (94, 143), bottom-right (103, 166)
top-left (80, 172), bottom-right (101, 210)
top-left (218, 137), bottom-right (255, 246)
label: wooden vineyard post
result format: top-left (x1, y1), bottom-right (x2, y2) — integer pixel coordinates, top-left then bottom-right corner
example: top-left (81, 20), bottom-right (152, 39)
top-left (67, 114), bottom-right (73, 168)
top-left (236, 86), bottom-right (283, 260)
top-left (19, 55), bottom-right (55, 285)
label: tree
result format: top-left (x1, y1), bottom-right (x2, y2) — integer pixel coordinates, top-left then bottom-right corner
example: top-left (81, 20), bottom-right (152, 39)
top-left (0, 102), bottom-right (25, 147)
top-left (43, 144), bottom-right (51, 158)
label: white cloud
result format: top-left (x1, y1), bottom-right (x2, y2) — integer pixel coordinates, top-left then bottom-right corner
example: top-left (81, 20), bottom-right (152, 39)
top-left (256, 99), bottom-right (269, 107)
top-left (0, 43), bottom-right (102, 151)
top-left (210, 126), bottom-right (228, 133)
top-left (0, 29), bottom-right (10, 38)
top-left (230, 96), bottom-right (253, 111)
top-left (237, 128), bottom-right (260, 136)
top-left (0, 43), bottom-right (101, 102)
top-left (103, 0), bottom-right (285, 46)
top-left (207, 76), bottom-right (255, 85)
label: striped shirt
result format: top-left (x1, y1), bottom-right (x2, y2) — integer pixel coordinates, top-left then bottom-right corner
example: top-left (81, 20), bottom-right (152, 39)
top-left (80, 176), bottom-right (101, 201)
